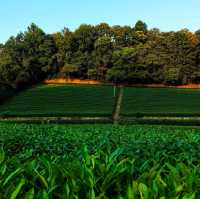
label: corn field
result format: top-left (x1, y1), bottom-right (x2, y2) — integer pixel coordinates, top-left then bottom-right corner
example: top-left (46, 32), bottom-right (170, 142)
top-left (0, 124), bottom-right (200, 198)
top-left (0, 142), bottom-right (200, 198)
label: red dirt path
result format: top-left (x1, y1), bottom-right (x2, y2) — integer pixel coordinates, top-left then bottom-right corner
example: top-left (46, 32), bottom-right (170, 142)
top-left (44, 78), bottom-right (200, 89)
top-left (44, 78), bottom-right (101, 85)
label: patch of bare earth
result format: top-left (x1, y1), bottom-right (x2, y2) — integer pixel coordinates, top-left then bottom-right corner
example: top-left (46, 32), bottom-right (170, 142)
top-left (44, 78), bottom-right (102, 85)
top-left (44, 79), bottom-right (200, 89)
top-left (176, 84), bottom-right (200, 89)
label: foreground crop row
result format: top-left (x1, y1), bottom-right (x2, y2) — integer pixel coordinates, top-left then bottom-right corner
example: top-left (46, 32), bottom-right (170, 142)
top-left (0, 143), bottom-right (198, 199)
top-left (1, 123), bottom-right (200, 161)
top-left (0, 124), bottom-right (200, 198)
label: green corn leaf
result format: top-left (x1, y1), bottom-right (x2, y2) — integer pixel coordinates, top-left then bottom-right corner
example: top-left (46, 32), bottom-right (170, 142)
top-left (175, 185), bottom-right (183, 193)
top-left (24, 188), bottom-right (34, 199)
top-left (140, 160), bottom-right (150, 172)
top-left (82, 145), bottom-right (89, 163)
top-left (182, 193), bottom-right (195, 199)
top-left (132, 181), bottom-right (139, 195)
top-left (138, 183), bottom-right (148, 199)
top-left (64, 182), bottom-right (70, 199)
top-left (84, 167), bottom-right (95, 188)
top-left (0, 146), bottom-right (5, 164)
top-left (42, 190), bottom-right (49, 199)
top-left (165, 163), bottom-right (179, 176)
top-left (0, 164), bottom-right (7, 176)
top-left (48, 185), bottom-right (58, 194)
top-left (152, 179), bottom-right (158, 196)
top-left (157, 174), bottom-right (167, 188)
top-left (126, 184), bottom-right (135, 199)
top-left (10, 178), bottom-right (25, 199)
top-left (3, 168), bottom-right (23, 186)
top-left (35, 170), bottom-right (48, 189)
top-left (25, 160), bottom-right (37, 173)
top-left (40, 157), bottom-right (53, 183)
top-left (106, 148), bottom-right (123, 170)
top-left (88, 188), bottom-right (95, 199)
top-left (96, 192), bottom-right (106, 199)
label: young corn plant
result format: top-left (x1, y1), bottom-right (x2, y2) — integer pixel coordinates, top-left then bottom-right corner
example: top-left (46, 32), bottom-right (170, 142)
top-left (0, 143), bottom-right (199, 198)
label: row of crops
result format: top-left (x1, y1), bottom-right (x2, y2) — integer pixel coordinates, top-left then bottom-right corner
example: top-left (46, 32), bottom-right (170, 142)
top-left (0, 123), bottom-right (200, 198)
top-left (1, 84), bottom-right (200, 117)
top-left (122, 87), bottom-right (200, 116)
top-left (0, 84), bottom-right (115, 117)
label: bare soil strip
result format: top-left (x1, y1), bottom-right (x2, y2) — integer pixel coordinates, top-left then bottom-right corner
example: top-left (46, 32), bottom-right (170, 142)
top-left (1, 116), bottom-right (200, 125)
top-left (0, 116), bottom-right (112, 123)
top-left (44, 78), bottom-right (102, 85)
top-left (44, 79), bottom-right (200, 89)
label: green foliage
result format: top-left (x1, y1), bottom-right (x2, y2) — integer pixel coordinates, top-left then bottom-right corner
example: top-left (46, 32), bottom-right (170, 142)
top-left (122, 87), bottom-right (200, 116)
top-left (164, 67), bottom-right (181, 85)
top-left (0, 129), bottom-right (200, 198)
top-left (0, 123), bottom-right (200, 161)
top-left (0, 84), bottom-right (115, 117)
top-left (1, 22), bottom-right (200, 103)
top-left (94, 36), bottom-right (113, 80)
top-left (2, 85), bottom-right (200, 118)
top-left (1, 22), bottom-right (200, 98)
top-left (0, 124), bottom-right (200, 197)
top-left (134, 20), bottom-right (148, 32)
top-left (107, 47), bottom-right (149, 83)
top-left (61, 64), bottom-right (79, 78)
top-left (0, 23), bottom-right (57, 90)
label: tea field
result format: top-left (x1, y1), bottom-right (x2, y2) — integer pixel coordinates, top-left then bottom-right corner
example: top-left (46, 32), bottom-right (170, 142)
top-left (0, 84), bottom-right (115, 117)
top-left (1, 123), bottom-right (200, 160)
top-left (1, 85), bottom-right (200, 118)
top-left (0, 123), bottom-right (200, 198)
top-left (121, 87), bottom-right (200, 116)
top-left (0, 86), bottom-right (14, 104)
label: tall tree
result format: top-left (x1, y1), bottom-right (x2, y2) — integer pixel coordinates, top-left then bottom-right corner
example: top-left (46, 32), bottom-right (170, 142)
top-left (134, 20), bottom-right (148, 32)
top-left (94, 36), bottom-right (113, 80)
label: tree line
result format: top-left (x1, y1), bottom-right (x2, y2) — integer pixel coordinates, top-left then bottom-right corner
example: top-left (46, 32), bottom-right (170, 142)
top-left (1, 21), bottom-right (200, 94)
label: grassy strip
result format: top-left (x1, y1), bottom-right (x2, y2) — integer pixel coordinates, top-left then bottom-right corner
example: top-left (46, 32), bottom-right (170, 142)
top-left (2, 115), bottom-right (200, 125)
top-left (121, 112), bottom-right (200, 117)
top-left (121, 116), bottom-right (200, 125)
top-left (0, 116), bottom-right (112, 124)
top-left (0, 112), bottom-right (112, 117)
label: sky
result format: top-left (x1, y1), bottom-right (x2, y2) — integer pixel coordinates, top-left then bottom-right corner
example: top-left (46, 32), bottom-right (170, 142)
top-left (0, 0), bottom-right (200, 43)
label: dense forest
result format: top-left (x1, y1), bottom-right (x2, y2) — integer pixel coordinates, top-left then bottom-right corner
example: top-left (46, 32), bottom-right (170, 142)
top-left (1, 21), bottom-right (200, 97)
